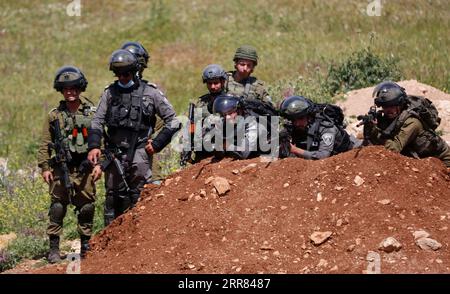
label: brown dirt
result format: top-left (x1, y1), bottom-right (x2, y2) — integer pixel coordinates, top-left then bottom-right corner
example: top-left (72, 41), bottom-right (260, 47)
top-left (31, 146), bottom-right (450, 274)
top-left (337, 80), bottom-right (450, 143)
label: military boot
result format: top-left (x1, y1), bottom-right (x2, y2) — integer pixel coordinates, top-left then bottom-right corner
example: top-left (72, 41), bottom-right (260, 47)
top-left (80, 235), bottom-right (90, 259)
top-left (48, 235), bottom-right (61, 263)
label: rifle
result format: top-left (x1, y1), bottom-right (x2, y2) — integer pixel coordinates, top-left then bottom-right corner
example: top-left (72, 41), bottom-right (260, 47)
top-left (357, 106), bottom-right (377, 146)
top-left (48, 118), bottom-right (73, 199)
top-left (180, 102), bottom-right (196, 167)
top-left (100, 147), bottom-right (130, 192)
top-left (278, 122), bottom-right (293, 158)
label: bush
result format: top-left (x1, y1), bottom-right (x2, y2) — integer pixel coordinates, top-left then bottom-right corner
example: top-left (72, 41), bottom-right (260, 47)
top-left (324, 47), bottom-right (403, 96)
top-left (0, 235), bottom-right (48, 272)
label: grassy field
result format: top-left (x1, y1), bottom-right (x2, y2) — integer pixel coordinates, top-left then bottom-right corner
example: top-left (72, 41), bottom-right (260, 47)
top-left (0, 0), bottom-right (449, 269)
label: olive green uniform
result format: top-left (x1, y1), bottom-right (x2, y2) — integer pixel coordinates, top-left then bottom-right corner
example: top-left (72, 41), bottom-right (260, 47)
top-left (226, 71), bottom-right (272, 103)
top-left (37, 101), bottom-right (96, 237)
top-left (368, 114), bottom-right (450, 167)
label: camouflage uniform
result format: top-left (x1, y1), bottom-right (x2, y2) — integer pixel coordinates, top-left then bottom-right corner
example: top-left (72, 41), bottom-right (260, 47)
top-left (226, 71), bottom-right (272, 103)
top-left (367, 114), bottom-right (450, 167)
top-left (37, 101), bottom-right (96, 239)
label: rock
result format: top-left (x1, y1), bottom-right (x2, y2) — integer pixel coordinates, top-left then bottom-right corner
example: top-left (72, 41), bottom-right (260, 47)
top-left (317, 259), bottom-right (328, 268)
top-left (353, 175), bottom-right (365, 186)
top-left (164, 178), bottom-right (173, 186)
top-left (310, 231), bottom-right (332, 246)
top-left (334, 186), bottom-right (344, 191)
top-left (316, 192), bottom-right (323, 202)
top-left (205, 176), bottom-right (215, 185)
top-left (175, 176), bottom-right (182, 182)
top-left (378, 237), bottom-right (402, 253)
top-left (194, 195), bottom-right (202, 201)
top-left (411, 167), bottom-right (419, 172)
top-left (0, 233), bottom-right (17, 251)
top-left (239, 163), bottom-right (257, 173)
top-left (415, 237), bottom-right (442, 251)
top-left (347, 244), bottom-right (356, 252)
top-left (232, 169), bottom-right (239, 175)
top-left (155, 193), bottom-right (164, 198)
top-left (280, 206), bottom-right (288, 210)
top-left (177, 194), bottom-right (189, 201)
top-left (273, 251), bottom-right (280, 256)
top-left (212, 177), bottom-right (231, 196)
top-left (377, 199), bottom-right (391, 205)
top-left (283, 183), bottom-right (290, 188)
top-left (199, 189), bottom-right (207, 198)
top-left (336, 219), bottom-right (343, 227)
top-left (413, 230), bottom-right (430, 240)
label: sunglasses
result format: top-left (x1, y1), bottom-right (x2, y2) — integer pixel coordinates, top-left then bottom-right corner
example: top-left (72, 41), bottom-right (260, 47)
top-left (115, 72), bottom-right (132, 78)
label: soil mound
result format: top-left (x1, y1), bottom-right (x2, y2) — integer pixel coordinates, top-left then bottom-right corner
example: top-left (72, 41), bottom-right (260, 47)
top-left (35, 146), bottom-right (450, 274)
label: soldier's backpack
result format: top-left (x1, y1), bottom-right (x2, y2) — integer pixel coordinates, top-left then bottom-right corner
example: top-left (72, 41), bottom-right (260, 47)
top-left (314, 103), bottom-right (346, 128)
top-left (404, 95), bottom-right (441, 131)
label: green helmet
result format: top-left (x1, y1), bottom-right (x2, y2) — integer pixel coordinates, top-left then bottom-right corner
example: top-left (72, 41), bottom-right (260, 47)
top-left (53, 65), bottom-right (88, 92)
top-left (233, 45), bottom-right (258, 65)
top-left (213, 94), bottom-right (241, 115)
top-left (279, 96), bottom-right (315, 120)
top-left (202, 64), bottom-right (227, 83)
top-left (109, 49), bottom-right (139, 74)
top-left (373, 81), bottom-right (406, 107)
top-left (121, 41), bottom-right (150, 69)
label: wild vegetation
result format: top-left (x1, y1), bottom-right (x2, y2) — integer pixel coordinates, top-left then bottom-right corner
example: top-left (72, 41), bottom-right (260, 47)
top-left (0, 0), bottom-right (449, 271)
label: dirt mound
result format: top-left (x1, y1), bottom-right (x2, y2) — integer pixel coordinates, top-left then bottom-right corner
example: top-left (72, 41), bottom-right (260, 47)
top-left (338, 80), bottom-right (450, 143)
top-left (34, 147), bottom-right (450, 274)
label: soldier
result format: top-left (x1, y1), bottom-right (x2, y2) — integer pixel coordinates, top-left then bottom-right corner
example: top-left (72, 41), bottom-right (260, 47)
top-left (212, 94), bottom-right (272, 160)
top-left (87, 49), bottom-right (180, 226)
top-left (37, 66), bottom-right (96, 263)
top-left (121, 41), bottom-right (163, 185)
top-left (279, 95), bottom-right (354, 159)
top-left (364, 81), bottom-right (450, 167)
top-left (226, 45), bottom-right (272, 103)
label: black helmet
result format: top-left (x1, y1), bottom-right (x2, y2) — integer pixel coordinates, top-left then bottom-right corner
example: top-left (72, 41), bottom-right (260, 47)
top-left (53, 65), bottom-right (88, 92)
top-left (373, 81), bottom-right (406, 107)
top-left (109, 49), bottom-right (139, 74)
top-left (279, 95), bottom-right (315, 120)
top-left (233, 45), bottom-right (258, 65)
top-left (121, 41), bottom-right (150, 69)
top-left (202, 64), bottom-right (227, 83)
top-left (213, 95), bottom-right (241, 115)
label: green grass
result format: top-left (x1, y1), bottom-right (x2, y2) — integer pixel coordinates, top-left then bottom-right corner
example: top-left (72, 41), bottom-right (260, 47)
top-left (0, 0), bottom-right (449, 270)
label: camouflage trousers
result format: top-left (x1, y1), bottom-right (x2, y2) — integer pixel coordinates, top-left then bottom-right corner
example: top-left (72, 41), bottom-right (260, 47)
top-left (47, 165), bottom-right (96, 237)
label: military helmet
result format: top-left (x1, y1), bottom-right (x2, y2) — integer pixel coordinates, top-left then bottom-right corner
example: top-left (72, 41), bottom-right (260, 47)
top-left (233, 45), bottom-right (258, 65)
top-left (373, 81), bottom-right (407, 107)
top-left (109, 49), bottom-right (139, 74)
top-left (213, 95), bottom-right (242, 115)
top-left (279, 95), bottom-right (315, 120)
top-left (202, 64), bottom-right (227, 83)
top-left (121, 41), bottom-right (150, 69)
top-left (53, 65), bottom-right (88, 92)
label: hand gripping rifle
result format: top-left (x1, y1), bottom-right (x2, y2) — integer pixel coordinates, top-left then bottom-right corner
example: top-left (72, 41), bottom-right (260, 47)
top-left (180, 102), bottom-right (196, 167)
top-left (48, 119), bottom-right (74, 199)
top-left (357, 106), bottom-right (377, 146)
top-left (101, 147), bottom-right (130, 192)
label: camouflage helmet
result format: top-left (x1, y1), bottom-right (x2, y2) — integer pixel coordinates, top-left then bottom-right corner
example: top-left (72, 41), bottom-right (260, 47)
top-left (213, 94), bottom-right (242, 115)
top-left (53, 65), bottom-right (88, 92)
top-left (202, 64), bottom-right (227, 83)
top-left (279, 95), bottom-right (315, 120)
top-left (109, 49), bottom-right (139, 74)
top-left (233, 45), bottom-right (258, 65)
top-left (373, 81), bottom-right (406, 107)
top-left (121, 41), bottom-right (150, 69)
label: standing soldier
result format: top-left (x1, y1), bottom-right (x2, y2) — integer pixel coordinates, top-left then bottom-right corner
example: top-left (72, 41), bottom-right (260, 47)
top-left (37, 66), bottom-right (96, 263)
top-left (120, 41), bottom-right (163, 185)
top-left (87, 49), bottom-right (180, 226)
top-left (226, 45), bottom-right (272, 103)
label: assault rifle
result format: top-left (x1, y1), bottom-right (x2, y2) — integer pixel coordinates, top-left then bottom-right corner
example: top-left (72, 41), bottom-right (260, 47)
top-left (48, 119), bottom-right (73, 196)
top-left (180, 102), bottom-right (196, 167)
top-left (357, 106), bottom-right (377, 146)
top-left (278, 122), bottom-right (293, 158)
top-left (101, 147), bottom-right (130, 192)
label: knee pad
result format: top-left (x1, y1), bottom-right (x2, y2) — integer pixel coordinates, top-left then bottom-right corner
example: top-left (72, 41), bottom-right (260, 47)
top-left (49, 202), bottom-right (66, 224)
top-left (78, 203), bottom-right (95, 224)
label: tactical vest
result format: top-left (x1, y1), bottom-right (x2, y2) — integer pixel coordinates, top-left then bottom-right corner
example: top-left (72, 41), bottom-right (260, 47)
top-left (381, 111), bottom-right (447, 158)
top-left (52, 101), bottom-right (96, 155)
top-left (297, 114), bottom-right (352, 155)
top-left (105, 82), bottom-right (153, 132)
top-left (225, 71), bottom-right (265, 100)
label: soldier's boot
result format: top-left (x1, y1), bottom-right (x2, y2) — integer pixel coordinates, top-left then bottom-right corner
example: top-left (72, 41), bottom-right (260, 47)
top-left (48, 235), bottom-right (61, 263)
top-left (80, 235), bottom-right (90, 259)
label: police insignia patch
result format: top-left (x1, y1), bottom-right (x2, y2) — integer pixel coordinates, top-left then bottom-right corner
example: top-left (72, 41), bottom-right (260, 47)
top-left (322, 133), bottom-right (334, 147)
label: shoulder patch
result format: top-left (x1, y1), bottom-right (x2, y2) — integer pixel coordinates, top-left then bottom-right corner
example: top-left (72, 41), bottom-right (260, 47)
top-left (321, 133), bottom-right (335, 147)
